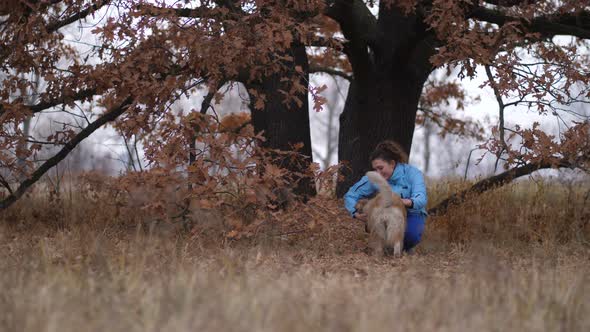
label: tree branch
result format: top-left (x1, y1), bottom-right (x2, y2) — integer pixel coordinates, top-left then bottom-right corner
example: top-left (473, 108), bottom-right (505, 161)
top-left (470, 7), bottom-right (590, 40)
top-left (0, 97), bottom-right (133, 211)
top-left (137, 3), bottom-right (226, 20)
top-left (324, 0), bottom-right (376, 85)
top-left (46, 0), bottom-right (111, 33)
top-left (188, 81), bottom-right (225, 167)
top-left (212, 0), bottom-right (244, 15)
top-left (428, 159), bottom-right (574, 216)
top-left (0, 173), bottom-right (13, 195)
top-left (324, 0), bottom-right (378, 48)
top-left (482, 0), bottom-right (527, 7)
top-left (306, 36), bottom-right (345, 50)
top-left (309, 66), bottom-right (352, 81)
top-left (484, 64), bottom-right (506, 148)
top-left (0, 88), bottom-right (97, 118)
top-left (30, 89), bottom-right (97, 114)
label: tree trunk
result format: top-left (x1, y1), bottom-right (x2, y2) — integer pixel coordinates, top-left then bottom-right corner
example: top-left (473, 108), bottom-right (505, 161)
top-left (336, 73), bottom-right (426, 196)
top-left (246, 42), bottom-right (315, 197)
top-left (332, 3), bottom-right (436, 197)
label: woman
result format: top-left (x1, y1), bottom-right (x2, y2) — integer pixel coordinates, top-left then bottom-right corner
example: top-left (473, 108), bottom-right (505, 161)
top-left (344, 140), bottom-right (428, 252)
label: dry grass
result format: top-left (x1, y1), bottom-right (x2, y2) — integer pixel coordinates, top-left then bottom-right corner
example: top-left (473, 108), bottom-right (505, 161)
top-left (1, 177), bottom-right (589, 332)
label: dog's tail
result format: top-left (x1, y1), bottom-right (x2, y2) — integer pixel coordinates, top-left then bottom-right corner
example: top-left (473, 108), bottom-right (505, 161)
top-left (366, 171), bottom-right (394, 206)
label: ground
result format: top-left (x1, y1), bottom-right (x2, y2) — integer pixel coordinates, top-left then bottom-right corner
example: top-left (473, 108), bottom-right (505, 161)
top-left (1, 181), bottom-right (589, 331)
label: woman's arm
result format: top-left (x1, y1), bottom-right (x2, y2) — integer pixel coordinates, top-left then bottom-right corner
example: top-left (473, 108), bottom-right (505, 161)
top-left (407, 166), bottom-right (428, 210)
top-left (343, 176), bottom-right (376, 217)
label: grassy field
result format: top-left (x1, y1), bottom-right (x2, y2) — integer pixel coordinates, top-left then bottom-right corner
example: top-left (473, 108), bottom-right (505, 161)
top-left (1, 177), bottom-right (589, 331)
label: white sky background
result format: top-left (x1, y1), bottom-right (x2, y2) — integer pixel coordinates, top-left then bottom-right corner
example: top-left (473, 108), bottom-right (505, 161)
top-left (23, 2), bottom-right (590, 180)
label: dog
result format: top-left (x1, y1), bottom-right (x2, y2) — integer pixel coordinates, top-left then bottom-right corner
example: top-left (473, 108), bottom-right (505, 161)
top-left (354, 171), bottom-right (407, 257)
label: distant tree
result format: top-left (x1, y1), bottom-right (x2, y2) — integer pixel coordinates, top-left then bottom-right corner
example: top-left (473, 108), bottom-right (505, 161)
top-left (310, 76), bottom-right (346, 170)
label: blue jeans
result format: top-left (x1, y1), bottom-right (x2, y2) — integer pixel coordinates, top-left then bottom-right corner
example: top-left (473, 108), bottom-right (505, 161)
top-left (404, 213), bottom-right (425, 251)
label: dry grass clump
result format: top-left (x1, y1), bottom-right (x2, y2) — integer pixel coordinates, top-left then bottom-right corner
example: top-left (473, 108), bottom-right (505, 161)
top-left (427, 177), bottom-right (590, 248)
top-left (1, 176), bottom-right (589, 331)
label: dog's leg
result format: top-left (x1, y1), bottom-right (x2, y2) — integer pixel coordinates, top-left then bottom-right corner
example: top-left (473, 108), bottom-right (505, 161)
top-left (370, 220), bottom-right (387, 257)
top-left (385, 221), bottom-right (402, 257)
top-left (370, 236), bottom-right (384, 257)
top-left (393, 241), bottom-right (402, 258)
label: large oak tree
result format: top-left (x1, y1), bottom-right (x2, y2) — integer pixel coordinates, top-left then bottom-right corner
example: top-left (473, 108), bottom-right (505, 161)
top-left (1, 0), bottom-right (589, 211)
top-left (324, 0), bottom-right (590, 195)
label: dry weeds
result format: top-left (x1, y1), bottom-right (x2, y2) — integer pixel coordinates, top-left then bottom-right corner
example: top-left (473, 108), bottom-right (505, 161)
top-left (0, 177), bottom-right (589, 331)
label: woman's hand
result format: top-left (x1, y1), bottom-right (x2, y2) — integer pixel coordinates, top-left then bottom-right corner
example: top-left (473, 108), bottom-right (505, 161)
top-left (354, 212), bottom-right (367, 222)
top-left (402, 198), bottom-right (413, 208)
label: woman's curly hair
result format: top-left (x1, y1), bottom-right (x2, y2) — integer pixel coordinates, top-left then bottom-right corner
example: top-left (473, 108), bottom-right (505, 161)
top-left (369, 140), bottom-right (408, 164)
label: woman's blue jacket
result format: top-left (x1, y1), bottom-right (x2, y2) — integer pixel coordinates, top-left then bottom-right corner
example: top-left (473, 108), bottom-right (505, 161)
top-left (344, 163), bottom-right (428, 217)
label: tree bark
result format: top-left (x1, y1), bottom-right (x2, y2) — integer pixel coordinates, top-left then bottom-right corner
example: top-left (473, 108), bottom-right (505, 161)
top-left (336, 73), bottom-right (427, 196)
top-left (246, 42), bottom-right (315, 197)
top-left (333, 3), bottom-right (436, 196)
